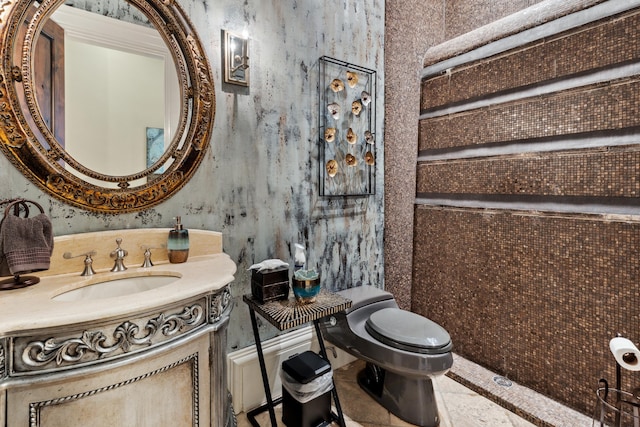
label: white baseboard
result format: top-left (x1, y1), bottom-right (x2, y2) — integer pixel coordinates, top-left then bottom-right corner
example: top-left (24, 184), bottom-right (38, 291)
top-left (227, 326), bottom-right (356, 414)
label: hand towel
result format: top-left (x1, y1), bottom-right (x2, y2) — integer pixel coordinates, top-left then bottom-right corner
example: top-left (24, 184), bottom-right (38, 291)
top-left (0, 213), bottom-right (53, 276)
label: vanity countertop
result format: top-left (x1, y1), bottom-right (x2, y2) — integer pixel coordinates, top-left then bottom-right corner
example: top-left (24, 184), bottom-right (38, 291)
top-left (0, 228), bottom-right (237, 335)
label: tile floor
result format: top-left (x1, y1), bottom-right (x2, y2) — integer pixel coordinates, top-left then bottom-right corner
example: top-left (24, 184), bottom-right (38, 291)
top-left (236, 359), bottom-right (538, 427)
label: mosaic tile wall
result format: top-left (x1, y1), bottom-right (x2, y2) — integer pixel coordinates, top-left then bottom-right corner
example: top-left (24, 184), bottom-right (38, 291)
top-left (413, 207), bottom-right (640, 415)
top-left (417, 149), bottom-right (640, 198)
top-left (420, 80), bottom-right (640, 151)
top-left (443, 0), bottom-right (544, 40)
top-left (422, 9), bottom-right (640, 111)
top-left (416, 6), bottom-right (640, 416)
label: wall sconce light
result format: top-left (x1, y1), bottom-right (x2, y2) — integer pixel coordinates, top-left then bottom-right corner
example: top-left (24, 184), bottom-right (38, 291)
top-left (223, 30), bottom-right (249, 87)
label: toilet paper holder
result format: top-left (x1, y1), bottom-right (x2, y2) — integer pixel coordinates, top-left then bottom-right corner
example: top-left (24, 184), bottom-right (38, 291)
top-left (594, 334), bottom-right (640, 427)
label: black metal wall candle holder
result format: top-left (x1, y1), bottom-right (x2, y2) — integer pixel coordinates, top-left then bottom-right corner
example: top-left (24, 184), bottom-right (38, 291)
top-left (318, 56), bottom-right (377, 197)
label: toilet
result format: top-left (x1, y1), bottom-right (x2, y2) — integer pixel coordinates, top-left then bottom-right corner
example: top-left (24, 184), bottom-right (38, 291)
top-left (320, 285), bottom-right (453, 427)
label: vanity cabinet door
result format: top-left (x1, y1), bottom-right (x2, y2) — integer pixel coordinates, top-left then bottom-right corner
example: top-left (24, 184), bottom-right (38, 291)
top-left (6, 333), bottom-right (211, 427)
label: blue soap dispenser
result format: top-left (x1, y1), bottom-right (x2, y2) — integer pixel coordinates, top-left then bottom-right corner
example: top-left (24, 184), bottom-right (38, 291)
top-left (168, 216), bottom-right (189, 263)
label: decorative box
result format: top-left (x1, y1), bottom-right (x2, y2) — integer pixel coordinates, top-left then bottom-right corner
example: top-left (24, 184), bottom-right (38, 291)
top-left (251, 267), bottom-right (290, 303)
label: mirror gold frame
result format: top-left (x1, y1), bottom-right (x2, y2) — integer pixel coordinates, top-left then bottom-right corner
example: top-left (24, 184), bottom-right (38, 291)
top-left (0, 0), bottom-right (215, 213)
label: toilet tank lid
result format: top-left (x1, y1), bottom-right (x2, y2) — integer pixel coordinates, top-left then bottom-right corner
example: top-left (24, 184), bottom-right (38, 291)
top-left (338, 285), bottom-right (394, 314)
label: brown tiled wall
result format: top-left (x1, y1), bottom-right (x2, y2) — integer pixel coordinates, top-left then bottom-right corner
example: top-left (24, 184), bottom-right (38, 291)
top-left (443, 0), bottom-right (543, 40)
top-left (422, 9), bottom-right (640, 110)
top-left (417, 148), bottom-right (640, 197)
top-left (419, 79), bottom-right (640, 151)
top-left (416, 7), bottom-right (640, 417)
top-left (413, 207), bottom-right (640, 414)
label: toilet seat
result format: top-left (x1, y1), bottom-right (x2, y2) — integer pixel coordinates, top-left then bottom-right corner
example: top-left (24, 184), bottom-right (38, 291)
top-left (365, 308), bottom-right (453, 355)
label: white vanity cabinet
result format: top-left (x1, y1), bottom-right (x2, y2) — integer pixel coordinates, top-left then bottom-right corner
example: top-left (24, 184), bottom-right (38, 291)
top-left (0, 229), bottom-right (237, 427)
top-left (1, 287), bottom-right (233, 427)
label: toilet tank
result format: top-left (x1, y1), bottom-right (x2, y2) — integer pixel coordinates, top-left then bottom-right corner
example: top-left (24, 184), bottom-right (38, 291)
top-left (339, 285), bottom-right (398, 315)
top-left (322, 285), bottom-right (399, 353)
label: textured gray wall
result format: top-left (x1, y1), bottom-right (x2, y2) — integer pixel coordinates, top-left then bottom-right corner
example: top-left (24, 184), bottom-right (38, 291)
top-left (0, 0), bottom-right (385, 350)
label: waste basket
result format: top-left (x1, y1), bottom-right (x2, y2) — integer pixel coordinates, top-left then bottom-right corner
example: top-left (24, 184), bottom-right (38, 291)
top-left (281, 351), bottom-right (333, 427)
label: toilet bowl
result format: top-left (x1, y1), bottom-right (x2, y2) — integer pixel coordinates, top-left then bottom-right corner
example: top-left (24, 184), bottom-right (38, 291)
top-left (320, 285), bottom-right (453, 427)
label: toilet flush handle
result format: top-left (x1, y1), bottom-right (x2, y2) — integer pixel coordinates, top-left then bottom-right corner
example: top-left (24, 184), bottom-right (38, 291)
top-left (320, 316), bottom-right (337, 330)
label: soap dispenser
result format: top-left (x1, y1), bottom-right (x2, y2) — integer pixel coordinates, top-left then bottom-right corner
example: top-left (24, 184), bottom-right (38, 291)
top-left (168, 216), bottom-right (189, 263)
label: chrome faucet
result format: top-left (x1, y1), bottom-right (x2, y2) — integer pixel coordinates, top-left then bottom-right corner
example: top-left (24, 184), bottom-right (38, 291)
top-left (63, 250), bottom-right (97, 276)
top-left (140, 244), bottom-right (165, 268)
top-left (110, 238), bottom-right (128, 272)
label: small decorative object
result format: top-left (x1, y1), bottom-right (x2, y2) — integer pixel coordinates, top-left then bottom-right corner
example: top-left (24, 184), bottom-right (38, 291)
top-left (326, 159), bottom-right (338, 177)
top-left (364, 151), bottom-right (375, 165)
top-left (346, 128), bottom-right (357, 144)
top-left (364, 130), bottom-right (374, 144)
top-left (351, 100), bottom-right (362, 116)
top-left (346, 71), bottom-right (358, 88)
top-left (330, 78), bottom-right (344, 92)
top-left (291, 268), bottom-right (321, 304)
top-left (361, 90), bottom-right (371, 106)
top-left (319, 56), bottom-right (376, 197)
top-left (251, 265), bottom-right (290, 304)
top-left (328, 102), bottom-right (341, 120)
top-left (324, 128), bottom-right (336, 142)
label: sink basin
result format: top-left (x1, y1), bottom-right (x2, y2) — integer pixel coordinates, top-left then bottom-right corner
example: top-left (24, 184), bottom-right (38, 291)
top-left (53, 274), bottom-right (181, 302)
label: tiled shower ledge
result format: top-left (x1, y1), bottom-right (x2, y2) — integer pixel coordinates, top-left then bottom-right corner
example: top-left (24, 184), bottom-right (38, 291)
top-left (448, 353), bottom-right (593, 427)
top-left (421, 0), bottom-right (640, 77)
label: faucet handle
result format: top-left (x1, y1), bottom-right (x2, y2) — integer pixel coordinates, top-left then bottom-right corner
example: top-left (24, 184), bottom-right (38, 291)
top-left (140, 244), bottom-right (165, 268)
top-left (63, 250), bottom-right (97, 276)
top-left (110, 238), bottom-right (128, 258)
top-left (110, 238), bottom-right (128, 272)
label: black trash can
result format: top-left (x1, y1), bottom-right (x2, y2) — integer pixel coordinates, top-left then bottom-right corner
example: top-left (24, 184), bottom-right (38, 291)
top-left (281, 351), bottom-right (333, 427)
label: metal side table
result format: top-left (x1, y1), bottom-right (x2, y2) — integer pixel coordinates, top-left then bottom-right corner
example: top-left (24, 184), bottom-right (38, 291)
top-left (243, 290), bottom-right (352, 427)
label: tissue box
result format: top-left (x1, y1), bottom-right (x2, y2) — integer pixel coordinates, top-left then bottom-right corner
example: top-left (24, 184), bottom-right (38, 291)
top-left (251, 267), bottom-right (290, 303)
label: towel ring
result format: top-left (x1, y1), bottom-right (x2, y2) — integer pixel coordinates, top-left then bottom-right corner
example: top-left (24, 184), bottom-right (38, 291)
top-left (1, 198), bottom-right (44, 219)
top-left (0, 198), bottom-right (28, 217)
top-left (0, 198), bottom-right (46, 290)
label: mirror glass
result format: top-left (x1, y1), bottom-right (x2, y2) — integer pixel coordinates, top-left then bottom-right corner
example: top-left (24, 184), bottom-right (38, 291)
top-left (0, 0), bottom-right (215, 212)
top-left (39, 5), bottom-right (180, 187)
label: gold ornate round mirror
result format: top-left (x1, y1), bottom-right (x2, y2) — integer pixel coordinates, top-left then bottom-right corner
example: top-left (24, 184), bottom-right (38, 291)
top-left (0, 0), bottom-right (215, 213)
